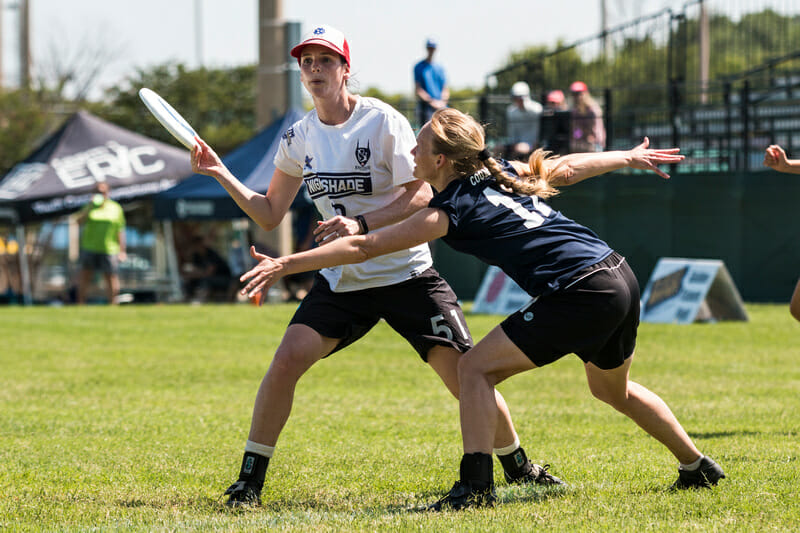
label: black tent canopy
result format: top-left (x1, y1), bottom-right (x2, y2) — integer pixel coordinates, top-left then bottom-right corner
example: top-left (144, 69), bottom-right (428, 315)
top-left (0, 110), bottom-right (192, 223)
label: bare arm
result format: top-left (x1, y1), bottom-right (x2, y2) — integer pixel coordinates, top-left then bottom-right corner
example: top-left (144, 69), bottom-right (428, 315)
top-left (241, 207), bottom-right (449, 298)
top-left (764, 145), bottom-right (800, 174)
top-left (117, 230), bottom-right (126, 261)
top-left (313, 179), bottom-right (433, 243)
top-left (516, 137), bottom-right (684, 187)
top-left (191, 137), bottom-right (301, 230)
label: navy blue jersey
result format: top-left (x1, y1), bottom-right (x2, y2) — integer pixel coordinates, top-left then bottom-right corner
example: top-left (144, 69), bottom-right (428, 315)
top-left (428, 162), bottom-right (613, 297)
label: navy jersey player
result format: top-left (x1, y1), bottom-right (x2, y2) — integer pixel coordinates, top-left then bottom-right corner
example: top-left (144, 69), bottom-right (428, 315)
top-left (191, 26), bottom-right (558, 507)
top-left (240, 108), bottom-right (726, 509)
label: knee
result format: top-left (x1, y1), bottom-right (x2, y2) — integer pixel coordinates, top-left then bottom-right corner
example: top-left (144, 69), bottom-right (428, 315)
top-left (456, 353), bottom-right (491, 387)
top-left (589, 382), bottom-right (628, 407)
top-left (267, 347), bottom-right (313, 383)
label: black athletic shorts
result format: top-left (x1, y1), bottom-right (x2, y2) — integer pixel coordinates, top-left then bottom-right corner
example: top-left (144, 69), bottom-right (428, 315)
top-left (79, 250), bottom-right (119, 274)
top-left (500, 252), bottom-right (640, 370)
top-left (289, 267), bottom-right (473, 361)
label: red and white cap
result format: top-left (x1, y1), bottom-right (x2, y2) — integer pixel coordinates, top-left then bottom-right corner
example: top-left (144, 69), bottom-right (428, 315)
top-left (290, 25), bottom-right (351, 67)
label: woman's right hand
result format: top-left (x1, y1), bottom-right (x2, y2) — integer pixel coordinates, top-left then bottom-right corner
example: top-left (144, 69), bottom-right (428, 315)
top-left (191, 136), bottom-right (226, 178)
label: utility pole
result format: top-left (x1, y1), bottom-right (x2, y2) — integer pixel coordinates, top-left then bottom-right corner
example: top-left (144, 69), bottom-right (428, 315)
top-left (194, 0), bottom-right (204, 68)
top-left (257, 0), bottom-right (292, 256)
top-left (18, 0), bottom-right (30, 90)
top-left (601, 0), bottom-right (612, 60)
top-left (257, 0), bottom-right (286, 129)
top-left (0, 0), bottom-right (4, 88)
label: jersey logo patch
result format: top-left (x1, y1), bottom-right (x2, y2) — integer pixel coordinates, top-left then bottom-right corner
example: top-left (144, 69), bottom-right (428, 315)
top-left (282, 127), bottom-right (295, 146)
top-left (304, 155), bottom-right (314, 171)
top-left (355, 140), bottom-right (371, 168)
top-left (304, 172), bottom-right (373, 200)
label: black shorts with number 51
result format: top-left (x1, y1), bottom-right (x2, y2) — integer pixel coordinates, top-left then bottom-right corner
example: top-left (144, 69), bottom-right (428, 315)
top-left (289, 267), bottom-right (473, 361)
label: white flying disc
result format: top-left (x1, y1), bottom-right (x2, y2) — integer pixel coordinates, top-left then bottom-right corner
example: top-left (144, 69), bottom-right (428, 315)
top-left (139, 88), bottom-right (198, 150)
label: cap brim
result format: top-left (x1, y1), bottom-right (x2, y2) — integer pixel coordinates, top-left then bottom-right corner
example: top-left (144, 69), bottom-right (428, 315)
top-left (290, 39), bottom-right (345, 59)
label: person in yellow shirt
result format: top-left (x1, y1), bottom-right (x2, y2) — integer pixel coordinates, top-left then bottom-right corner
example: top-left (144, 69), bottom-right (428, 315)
top-left (75, 182), bottom-right (126, 305)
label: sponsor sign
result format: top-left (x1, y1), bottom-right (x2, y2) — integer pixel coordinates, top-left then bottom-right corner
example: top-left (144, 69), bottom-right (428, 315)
top-left (640, 258), bottom-right (748, 324)
top-left (472, 266), bottom-right (532, 315)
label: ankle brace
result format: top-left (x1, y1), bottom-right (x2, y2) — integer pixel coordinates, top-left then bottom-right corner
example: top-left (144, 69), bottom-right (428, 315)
top-left (237, 451), bottom-right (269, 488)
top-left (498, 446), bottom-right (531, 477)
top-left (459, 452), bottom-right (493, 489)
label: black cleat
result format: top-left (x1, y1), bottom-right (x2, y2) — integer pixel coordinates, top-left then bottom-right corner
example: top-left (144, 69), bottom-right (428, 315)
top-left (427, 481), bottom-right (496, 511)
top-left (224, 480), bottom-right (262, 507)
top-left (505, 463), bottom-right (566, 486)
top-left (670, 456), bottom-right (726, 490)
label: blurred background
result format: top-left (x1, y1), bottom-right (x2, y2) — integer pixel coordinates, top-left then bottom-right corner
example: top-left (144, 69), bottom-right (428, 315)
top-left (0, 0), bottom-right (798, 305)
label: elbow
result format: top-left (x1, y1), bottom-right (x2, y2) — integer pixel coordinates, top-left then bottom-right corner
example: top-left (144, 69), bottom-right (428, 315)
top-left (351, 236), bottom-right (383, 263)
top-left (259, 220), bottom-right (279, 232)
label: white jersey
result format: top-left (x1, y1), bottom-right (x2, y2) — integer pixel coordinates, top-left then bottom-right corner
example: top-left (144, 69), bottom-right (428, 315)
top-left (274, 96), bottom-right (433, 292)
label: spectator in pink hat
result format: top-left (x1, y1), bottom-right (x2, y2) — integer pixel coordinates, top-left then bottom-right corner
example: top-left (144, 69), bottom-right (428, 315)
top-left (540, 89), bottom-right (571, 155)
top-left (570, 81), bottom-right (606, 152)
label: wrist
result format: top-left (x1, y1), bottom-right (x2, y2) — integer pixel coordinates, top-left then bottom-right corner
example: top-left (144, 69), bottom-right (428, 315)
top-left (355, 215), bottom-right (369, 235)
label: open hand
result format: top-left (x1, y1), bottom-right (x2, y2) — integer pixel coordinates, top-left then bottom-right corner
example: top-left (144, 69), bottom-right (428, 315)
top-left (239, 246), bottom-right (286, 301)
top-left (628, 137), bottom-right (684, 179)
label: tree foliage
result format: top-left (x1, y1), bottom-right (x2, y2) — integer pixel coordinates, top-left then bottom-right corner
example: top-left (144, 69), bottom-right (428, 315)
top-left (91, 63), bottom-right (258, 156)
top-left (0, 90), bottom-right (53, 175)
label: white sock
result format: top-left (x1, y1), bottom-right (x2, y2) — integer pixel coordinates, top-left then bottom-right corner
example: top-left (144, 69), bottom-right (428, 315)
top-left (679, 455), bottom-right (704, 471)
top-left (493, 435), bottom-right (521, 456)
top-left (245, 440), bottom-right (275, 458)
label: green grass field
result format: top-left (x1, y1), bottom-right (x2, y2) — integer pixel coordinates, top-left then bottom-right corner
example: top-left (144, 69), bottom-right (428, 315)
top-left (1, 303), bottom-right (798, 531)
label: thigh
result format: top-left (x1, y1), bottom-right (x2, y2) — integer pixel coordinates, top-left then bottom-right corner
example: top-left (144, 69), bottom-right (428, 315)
top-left (289, 274), bottom-right (380, 356)
top-left (462, 325), bottom-right (537, 385)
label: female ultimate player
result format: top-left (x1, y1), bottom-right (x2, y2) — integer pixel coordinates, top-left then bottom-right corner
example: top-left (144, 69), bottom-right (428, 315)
top-left (763, 144), bottom-right (800, 322)
top-left (238, 108), bottom-right (726, 510)
top-left (191, 26), bottom-right (559, 507)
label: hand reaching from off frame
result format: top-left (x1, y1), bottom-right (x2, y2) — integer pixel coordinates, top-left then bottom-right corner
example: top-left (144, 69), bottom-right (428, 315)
top-left (239, 246), bottom-right (287, 301)
top-left (627, 137), bottom-right (685, 179)
top-left (763, 144), bottom-right (800, 174)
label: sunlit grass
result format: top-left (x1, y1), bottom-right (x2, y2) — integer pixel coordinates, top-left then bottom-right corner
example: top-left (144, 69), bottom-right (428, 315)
top-left (1, 303), bottom-right (798, 531)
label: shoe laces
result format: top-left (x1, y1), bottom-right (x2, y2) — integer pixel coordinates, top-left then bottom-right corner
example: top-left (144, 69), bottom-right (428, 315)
top-left (535, 464), bottom-right (557, 483)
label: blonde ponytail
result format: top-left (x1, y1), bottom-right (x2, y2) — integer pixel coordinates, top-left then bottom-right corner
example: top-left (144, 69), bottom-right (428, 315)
top-left (429, 109), bottom-right (559, 199)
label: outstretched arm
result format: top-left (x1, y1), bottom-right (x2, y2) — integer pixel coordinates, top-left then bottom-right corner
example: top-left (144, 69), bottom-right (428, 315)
top-left (241, 207), bottom-right (449, 299)
top-left (763, 144), bottom-right (800, 174)
top-left (191, 137), bottom-right (300, 230)
top-left (520, 137), bottom-right (684, 187)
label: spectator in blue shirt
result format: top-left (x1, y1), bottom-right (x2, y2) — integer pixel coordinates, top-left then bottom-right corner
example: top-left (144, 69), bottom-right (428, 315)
top-left (414, 38), bottom-right (449, 128)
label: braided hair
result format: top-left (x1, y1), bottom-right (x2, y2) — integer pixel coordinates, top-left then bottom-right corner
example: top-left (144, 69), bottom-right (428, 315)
top-left (429, 108), bottom-right (559, 199)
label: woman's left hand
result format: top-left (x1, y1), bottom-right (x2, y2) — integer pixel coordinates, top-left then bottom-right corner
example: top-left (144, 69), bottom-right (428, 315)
top-left (313, 215), bottom-right (361, 244)
top-left (628, 137), bottom-right (685, 178)
top-left (239, 246), bottom-right (286, 301)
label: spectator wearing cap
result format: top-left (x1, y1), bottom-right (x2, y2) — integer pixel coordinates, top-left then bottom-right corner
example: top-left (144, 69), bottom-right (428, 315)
top-left (504, 81), bottom-right (543, 159)
top-left (570, 80), bottom-right (606, 152)
top-left (540, 89), bottom-right (571, 155)
top-left (413, 38), bottom-right (449, 127)
top-left (545, 90), bottom-right (567, 112)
